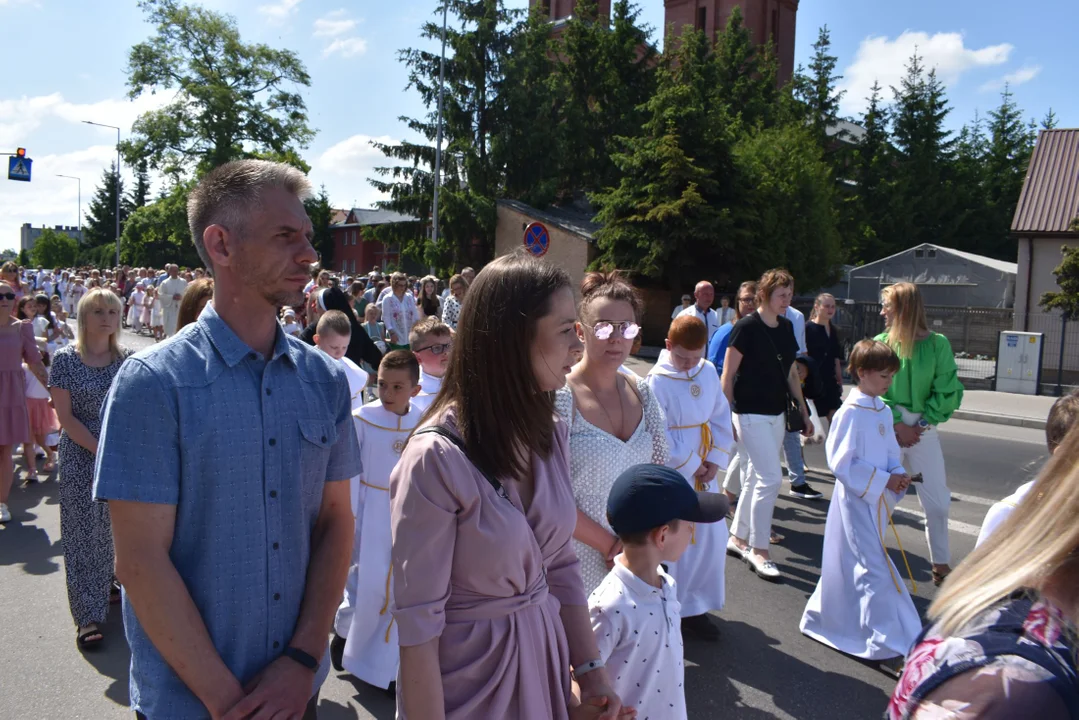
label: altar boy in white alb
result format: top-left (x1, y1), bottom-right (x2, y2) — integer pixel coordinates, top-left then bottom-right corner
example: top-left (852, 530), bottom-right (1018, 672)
top-left (646, 315), bottom-right (735, 641)
top-left (315, 311), bottom-right (369, 411)
top-left (334, 350), bottom-right (423, 689)
top-left (800, 339), bottom-right (920, 663)
top-left (408, 316), bottom-right (451, 412)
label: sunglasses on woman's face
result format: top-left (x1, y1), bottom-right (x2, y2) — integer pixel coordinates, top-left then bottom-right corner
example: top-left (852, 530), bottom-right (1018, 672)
top-left (0, 292), bottom-right (16, 301)
top-left (584, 321), bottom-right (640, 341)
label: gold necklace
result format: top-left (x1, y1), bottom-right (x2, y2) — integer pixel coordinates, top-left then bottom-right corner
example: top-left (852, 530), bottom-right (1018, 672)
top-left (581, 374), bottom-right (626, 439)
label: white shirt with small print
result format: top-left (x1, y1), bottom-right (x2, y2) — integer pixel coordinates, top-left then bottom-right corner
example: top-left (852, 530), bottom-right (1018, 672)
top-left (589, 557), bottom-right (686, 720)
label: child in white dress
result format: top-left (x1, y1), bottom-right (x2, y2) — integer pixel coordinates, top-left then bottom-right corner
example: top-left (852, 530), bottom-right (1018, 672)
top-left (800, 339), bottom-right (920, 664)
top-left (646, 315), bottom-right (735, 641)
top-left (315, 311), bottom-right (369, 411)
top-left (334, 350), bottom-right (422, 690)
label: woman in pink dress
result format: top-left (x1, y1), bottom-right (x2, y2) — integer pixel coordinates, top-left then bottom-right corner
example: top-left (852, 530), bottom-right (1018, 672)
top-left (0, 281), bottom-right (49, 523)
top-left (391, 252), bottom-right (627, 720)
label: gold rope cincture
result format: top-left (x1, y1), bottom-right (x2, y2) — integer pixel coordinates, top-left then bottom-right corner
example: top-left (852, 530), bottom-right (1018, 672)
top-left (877, 494), bottom-right (918, 594)
top-left (668, 422), bottom-right (715, 544)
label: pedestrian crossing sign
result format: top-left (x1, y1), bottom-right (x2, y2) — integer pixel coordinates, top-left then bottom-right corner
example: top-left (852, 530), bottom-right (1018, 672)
top-left (8, 155), bottom-right (32, 182)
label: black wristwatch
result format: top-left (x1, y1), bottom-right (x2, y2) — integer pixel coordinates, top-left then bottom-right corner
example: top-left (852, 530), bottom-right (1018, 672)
top-left (282, 646), bottom-right (319, 672)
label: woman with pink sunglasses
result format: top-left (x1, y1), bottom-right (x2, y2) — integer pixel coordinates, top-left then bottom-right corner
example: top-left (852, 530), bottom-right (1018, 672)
top-left (555, 272), bottom-right (669, 596)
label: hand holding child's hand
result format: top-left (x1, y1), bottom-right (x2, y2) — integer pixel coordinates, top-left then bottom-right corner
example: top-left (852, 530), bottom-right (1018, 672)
top-left (570, 695), bottom-right (637, 720)
top-left (886, 473), bottom-right (910, 494)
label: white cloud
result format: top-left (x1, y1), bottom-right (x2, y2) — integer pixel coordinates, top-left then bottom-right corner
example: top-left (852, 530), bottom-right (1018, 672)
top-left (322, 37), bottom-right (368, 59)
top-left (979, 65), bottom-right (1042, 93)
top-left (838, 31), bottom-right (1013, 116)
top-left (309, 134), bottom-right (397, 210)
top-left (0, 90), bottom-right (177, 148)
top-left (258, 0), bottom-right (302, 24)
top-left (314, 9), bottom-right (358, 38)
top-left (0, 90), bottom-right (176, 252)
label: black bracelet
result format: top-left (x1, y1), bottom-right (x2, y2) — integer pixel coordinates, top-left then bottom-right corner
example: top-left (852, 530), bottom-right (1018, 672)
top-left (282, 646), bottom-right (319, 672)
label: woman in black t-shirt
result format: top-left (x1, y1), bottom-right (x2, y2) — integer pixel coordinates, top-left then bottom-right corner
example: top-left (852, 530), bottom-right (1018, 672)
top-left (720, 268), bottom-right (813, 582)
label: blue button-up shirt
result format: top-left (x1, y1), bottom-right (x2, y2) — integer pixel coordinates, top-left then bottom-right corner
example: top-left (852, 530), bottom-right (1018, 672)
top-left (94, 302), bottom-right (361, 719)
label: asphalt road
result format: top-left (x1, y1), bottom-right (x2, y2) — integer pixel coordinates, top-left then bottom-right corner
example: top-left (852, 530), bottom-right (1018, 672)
top-left (0, 340), bottom-right (1051, 719)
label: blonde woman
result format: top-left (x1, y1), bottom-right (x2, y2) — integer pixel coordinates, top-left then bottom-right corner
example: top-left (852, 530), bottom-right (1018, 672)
top-left (49, 288), bottom-right (129, 649)
top-left (876, 283), bottom-right (963, 586)
top-left (888, 426), bottom-right (1079, 719)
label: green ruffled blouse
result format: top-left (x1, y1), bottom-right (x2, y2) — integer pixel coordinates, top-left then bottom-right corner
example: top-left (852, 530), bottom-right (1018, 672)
top-left (873, 331), bottom-right (964, 426)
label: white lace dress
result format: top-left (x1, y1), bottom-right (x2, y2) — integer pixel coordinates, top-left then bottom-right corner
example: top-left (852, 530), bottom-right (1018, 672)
top-left (555, 374), bottom-right (670, 595)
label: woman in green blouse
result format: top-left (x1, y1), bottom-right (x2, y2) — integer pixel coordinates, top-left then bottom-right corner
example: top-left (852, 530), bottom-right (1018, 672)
top-left (876, 282), bottom-right (964, 586)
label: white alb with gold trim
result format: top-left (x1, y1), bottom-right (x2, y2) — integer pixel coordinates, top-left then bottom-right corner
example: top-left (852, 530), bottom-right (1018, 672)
top-left (412, 368), bottom-right (443, 413)
top-left (335, 356), bottom-right (369, 412)
top-left (340, 400), bottom-right (423, 688)
top-left (646, 353), bottom-right (735, 616)
top-left (799, 387), bottom-right (921, 660)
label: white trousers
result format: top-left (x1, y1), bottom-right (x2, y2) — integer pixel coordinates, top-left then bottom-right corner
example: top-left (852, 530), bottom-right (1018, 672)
top-left (722, 442), bottom-right (744, 495)
top-left (730, 413), bottom-right (786, 550)
top-left (897, 410), bottom-right (951, 565)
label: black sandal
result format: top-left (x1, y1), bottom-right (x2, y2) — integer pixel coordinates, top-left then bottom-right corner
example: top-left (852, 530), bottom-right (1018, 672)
top-left (77, 626), bottom-right (103, 650)
top-left (931, 569), bottom-right (950, 587)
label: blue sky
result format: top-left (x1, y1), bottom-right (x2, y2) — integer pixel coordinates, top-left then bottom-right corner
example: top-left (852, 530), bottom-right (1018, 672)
top-left (1, 0), bottom-right (1075, 253)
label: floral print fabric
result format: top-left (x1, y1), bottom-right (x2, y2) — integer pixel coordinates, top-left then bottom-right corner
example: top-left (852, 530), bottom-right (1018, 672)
top-left (888, 591), bottom-right (1079, 719)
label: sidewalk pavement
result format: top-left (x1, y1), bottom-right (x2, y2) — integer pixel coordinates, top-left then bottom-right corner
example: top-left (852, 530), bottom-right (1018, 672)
top-left (629, 348), bottom-right (1057, 430)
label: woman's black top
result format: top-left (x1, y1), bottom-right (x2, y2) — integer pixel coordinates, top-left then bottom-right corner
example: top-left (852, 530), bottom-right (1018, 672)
top-left (420, 295), bottom-right (440, 319)
top-left (806, 320), bottom-right (843, 411)
top-left (728, 312), bottom-right (798, 416)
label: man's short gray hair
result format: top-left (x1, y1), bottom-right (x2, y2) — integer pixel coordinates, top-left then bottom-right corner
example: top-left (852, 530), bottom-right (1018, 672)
top-left (187, 159), bottom-right (313, 270)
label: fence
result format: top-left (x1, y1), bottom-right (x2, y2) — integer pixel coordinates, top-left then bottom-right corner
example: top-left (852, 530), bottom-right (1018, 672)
top-left (792, 301), bottom-right (1079, 394)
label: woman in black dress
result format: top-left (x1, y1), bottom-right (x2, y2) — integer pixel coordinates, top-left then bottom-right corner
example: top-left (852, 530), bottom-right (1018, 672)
top-left (805, 293), bottom-right (844, 422)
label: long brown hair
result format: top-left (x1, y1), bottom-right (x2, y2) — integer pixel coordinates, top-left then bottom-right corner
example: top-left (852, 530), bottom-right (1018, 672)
top-left (423, 251), bottom-right (571, 481)
top-left (881, 282), bottom-right (929, 360)
top-left (177, 278), bottom-right (214, 331)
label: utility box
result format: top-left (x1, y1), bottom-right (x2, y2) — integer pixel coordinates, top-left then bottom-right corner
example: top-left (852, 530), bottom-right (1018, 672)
top-left (995, 331), bottom-right (1044, 395)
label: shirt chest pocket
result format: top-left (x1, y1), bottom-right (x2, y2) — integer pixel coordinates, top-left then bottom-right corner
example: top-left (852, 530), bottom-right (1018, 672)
top-left (299, 419), bottom-right (337, 497)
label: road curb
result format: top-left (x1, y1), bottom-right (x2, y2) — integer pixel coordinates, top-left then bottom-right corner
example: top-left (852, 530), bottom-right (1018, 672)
top-left (952, 409), bottom-right (1046, 430)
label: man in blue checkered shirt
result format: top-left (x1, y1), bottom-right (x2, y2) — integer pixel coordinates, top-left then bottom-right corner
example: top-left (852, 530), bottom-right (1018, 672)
top-left (94, 160), bottom-right (361, 720)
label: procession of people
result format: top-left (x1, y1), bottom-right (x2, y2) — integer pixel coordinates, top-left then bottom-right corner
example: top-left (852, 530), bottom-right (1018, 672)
top-left (1, 159), bottom-right (1076, 719)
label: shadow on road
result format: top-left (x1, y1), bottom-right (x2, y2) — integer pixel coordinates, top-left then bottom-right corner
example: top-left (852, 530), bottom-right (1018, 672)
top-left (339, 674), bottom-right (396, 720)
top-left (0, 467), bottom-right (62, 576)
top-left (81, 610), bottom-right (132, 708)
top-left (685, 619), bottom-right (890, 719)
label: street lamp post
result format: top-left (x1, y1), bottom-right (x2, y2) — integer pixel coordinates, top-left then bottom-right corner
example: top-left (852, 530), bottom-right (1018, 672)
top-left (82, 121), bottom-right (121, 267)
top-left (56, 175), bottom-right (82, 241)
top-left (431, 0), bottom-right (448, 268)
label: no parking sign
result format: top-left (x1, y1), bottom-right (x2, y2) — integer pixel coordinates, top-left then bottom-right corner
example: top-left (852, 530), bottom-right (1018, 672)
top-left (523, 222), bottom-right (549, 257)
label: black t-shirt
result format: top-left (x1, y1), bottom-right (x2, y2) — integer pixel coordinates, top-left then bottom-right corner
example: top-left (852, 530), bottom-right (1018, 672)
top-left (728, 312), bottom-right (799, 416)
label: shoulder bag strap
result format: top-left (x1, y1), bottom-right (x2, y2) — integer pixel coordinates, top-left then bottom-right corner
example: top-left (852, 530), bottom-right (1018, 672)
top-left (413, 425), bottom-right (508, 499)
top-left (759, 317), bottom-right (793, 388)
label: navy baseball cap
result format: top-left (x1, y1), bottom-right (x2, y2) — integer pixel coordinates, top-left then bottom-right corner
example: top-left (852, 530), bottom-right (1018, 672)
top-left (607, 464), bottom-right (730, 536)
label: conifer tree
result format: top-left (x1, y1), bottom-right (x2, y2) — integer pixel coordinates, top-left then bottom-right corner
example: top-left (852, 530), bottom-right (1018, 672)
top-left (83, 163), bottom-right (129, 248)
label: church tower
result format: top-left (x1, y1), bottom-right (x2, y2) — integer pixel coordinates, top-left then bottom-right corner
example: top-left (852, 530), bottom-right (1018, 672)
top-left (529, 0), bottom-right (798, 86)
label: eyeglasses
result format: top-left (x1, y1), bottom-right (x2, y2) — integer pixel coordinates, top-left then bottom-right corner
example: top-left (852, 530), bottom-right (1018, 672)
top-left (738, 296), bottom-right (756, 305)
top-left (415, 341), bottom-right (452, 355)
top-left (0, 293), bottom-right (15, 301)
top-left (583, 321), bottom-right (640, 341)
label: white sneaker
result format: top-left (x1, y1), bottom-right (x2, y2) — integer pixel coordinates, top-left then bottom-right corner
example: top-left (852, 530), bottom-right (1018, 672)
top-left (0, 503), bottom-right (10, 523)
top-left (725, 536), bottom-right (748, 561)
top-left (747, 552), bottom-right (781, 581)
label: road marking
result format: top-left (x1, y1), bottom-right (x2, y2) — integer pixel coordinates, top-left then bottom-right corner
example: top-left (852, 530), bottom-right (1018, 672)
top-left (892, 504), bottom-right (984, 538)
top-left (949, 492), bottom-right (996, 507)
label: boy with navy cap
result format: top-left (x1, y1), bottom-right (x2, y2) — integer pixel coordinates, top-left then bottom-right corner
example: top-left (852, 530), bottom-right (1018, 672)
top-left (588, 464), bottom-right (729, 720)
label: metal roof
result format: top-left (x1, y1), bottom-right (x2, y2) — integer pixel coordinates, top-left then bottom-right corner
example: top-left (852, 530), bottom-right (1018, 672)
top-left (497, 198), bottom-right (601, 241)
top-left (1011, 129), bottom-right (1079, 236)
top-left (337, 208), bottom-right (418, 228)
top-left (850, 243), bottom-right (1017, 276)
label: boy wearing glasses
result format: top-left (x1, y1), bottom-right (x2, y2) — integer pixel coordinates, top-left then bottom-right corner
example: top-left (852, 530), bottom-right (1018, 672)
top-left (646, 315), bottom-right (735, 641)
top-left (408, 316), bottom-right (452, 412)
top-left (332, 350), bottom-right (423, 691)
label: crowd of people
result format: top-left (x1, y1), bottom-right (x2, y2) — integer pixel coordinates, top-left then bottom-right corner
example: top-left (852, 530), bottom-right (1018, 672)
top-left (1, 157), bottom-right (1076, 719)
